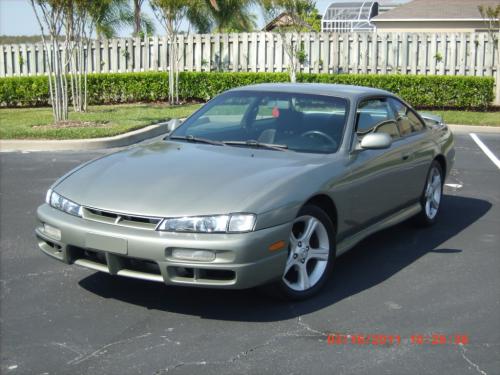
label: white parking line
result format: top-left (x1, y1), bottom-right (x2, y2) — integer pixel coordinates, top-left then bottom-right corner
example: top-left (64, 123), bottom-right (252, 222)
top-left (470, 133), bottom-right (500, 170)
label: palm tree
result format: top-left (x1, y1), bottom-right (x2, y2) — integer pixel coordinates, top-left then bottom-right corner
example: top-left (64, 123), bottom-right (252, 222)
top-left (89, 0), bottom-right (134, 38)
top-left (132, 0), bottom-right (156, 36)
top-left (188, 0), bottom-right (258, 33)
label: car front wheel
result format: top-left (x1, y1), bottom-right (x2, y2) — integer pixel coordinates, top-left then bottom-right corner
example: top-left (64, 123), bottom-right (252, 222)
top-left (270, 204), bottom-right (336, 300)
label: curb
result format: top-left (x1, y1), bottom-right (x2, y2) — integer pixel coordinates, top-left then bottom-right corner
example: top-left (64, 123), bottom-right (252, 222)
top-left (0, 121), bottom-right (171, 152)
top-left (448, 124), bottom-right (500, 134)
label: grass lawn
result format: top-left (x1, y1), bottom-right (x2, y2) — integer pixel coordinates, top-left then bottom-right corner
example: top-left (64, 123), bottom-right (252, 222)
top-left (428, 110), bottom-right (500, 126)
top-left (0, 103), bottom-right (202, 140)
top-left (1, 104), bottom-right (498, 140)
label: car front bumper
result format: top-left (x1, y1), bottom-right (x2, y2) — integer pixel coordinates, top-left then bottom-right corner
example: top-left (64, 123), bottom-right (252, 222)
top-left (35, 204), bottom-right (290, 289)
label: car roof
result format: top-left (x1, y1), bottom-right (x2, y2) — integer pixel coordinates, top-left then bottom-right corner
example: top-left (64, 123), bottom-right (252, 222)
top-left (229, 83), bottom-right (394, 100)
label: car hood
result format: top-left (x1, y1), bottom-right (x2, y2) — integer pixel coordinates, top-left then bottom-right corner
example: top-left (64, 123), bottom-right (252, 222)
top-left (55, 141), bottom-right (332, 217)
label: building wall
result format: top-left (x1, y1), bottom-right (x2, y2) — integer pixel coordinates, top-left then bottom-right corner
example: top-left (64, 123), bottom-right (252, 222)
top-left (374, 20), bottom-right (488, 32)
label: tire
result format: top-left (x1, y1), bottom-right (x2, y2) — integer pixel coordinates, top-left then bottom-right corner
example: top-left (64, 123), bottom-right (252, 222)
top-left (267, 204), bottom-right (336, 300)
top-left (414, 160), bottom-right (444, 227)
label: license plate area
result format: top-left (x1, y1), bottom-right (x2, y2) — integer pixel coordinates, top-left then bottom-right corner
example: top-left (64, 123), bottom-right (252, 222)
top-left (85, 233), bottom-right (128, 255)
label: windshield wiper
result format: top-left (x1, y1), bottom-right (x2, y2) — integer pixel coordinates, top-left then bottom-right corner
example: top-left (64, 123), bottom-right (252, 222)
top-left (222, 140), bottom-right (288, 151)
top-left (168, 135), bottom-right (225, 146)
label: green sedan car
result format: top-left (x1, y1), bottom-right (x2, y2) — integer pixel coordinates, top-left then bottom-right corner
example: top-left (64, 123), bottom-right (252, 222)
top-left (36, 84), bottom-right (455, 299)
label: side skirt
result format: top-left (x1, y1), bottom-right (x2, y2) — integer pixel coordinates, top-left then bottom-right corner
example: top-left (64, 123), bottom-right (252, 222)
top-left (336, 203), bottom-right (421, 257)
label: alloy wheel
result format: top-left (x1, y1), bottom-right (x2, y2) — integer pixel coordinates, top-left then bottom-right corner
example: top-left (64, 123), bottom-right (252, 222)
top-left (424, 166), bottom-right (442, 220)
top-left (282, 215), bottom-right (330, 291)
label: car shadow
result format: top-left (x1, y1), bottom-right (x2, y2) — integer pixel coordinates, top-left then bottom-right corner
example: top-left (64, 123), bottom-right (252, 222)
top-left (78, 195), bottom-right (491, 322)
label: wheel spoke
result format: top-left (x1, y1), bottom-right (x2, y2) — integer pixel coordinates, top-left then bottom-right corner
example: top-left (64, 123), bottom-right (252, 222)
top-left (425, 183), bottom-right (432, 198)
top-left (299, 217), bottom-right (318, 242)
top-left (284, 253), bottom-right (296, 275)
top-left (431, 176), bottom-right (441, 190)
top-left (431, 194), bottom-right (440, 208)
top-left (297, 263), bottom-right (310, 290)
top-left (308, 247), bottom-right (329, 261)
top-left (425, 200), bottom-right (432, 216)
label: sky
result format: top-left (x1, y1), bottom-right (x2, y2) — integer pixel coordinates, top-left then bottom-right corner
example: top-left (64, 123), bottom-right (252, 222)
top-left (0, 0), bottom-right (334, 36)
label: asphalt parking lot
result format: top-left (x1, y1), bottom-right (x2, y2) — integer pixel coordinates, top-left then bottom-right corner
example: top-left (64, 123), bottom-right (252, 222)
top-left (1, 131), bottom-right (499, 375)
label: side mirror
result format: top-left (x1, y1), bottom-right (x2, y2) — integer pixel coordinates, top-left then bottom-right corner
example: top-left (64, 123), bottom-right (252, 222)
top-left (167, 118), bottom-right (183, 132)
top-left (360, 133), bottom-right (392, 150)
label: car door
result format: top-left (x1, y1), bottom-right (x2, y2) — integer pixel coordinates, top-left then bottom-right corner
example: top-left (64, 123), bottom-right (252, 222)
top-left (388, 98), bottom-right (436, 205)
top-left (345, 97), bottom-right (410, 232)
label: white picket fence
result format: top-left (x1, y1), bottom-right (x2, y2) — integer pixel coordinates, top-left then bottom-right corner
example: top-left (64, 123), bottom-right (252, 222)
top-left (0, 31), bottom-right (497, 78)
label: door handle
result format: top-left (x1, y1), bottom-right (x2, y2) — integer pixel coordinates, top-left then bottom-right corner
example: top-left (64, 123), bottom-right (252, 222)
top-left (402, 153), bottom-right (411, 161)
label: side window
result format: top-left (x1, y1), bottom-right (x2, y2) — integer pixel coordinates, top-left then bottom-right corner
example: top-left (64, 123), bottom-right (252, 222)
top-left (389, 98), bottom-right (425, 136)
top-left (407, 111), bottom-right (425, 132)
top-left (356, 98), bottom-right (400, 139)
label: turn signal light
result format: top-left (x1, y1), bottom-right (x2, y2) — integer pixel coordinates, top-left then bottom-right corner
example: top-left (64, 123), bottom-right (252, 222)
top-left (269, 240), bottom-right (286, 252)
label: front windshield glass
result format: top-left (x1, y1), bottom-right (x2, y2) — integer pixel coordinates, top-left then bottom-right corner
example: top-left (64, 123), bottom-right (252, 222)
top-left (170, 91), bottom-right (349, 154)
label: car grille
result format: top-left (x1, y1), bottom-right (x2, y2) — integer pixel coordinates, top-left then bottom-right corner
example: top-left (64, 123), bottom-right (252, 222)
top-left (82, 207), bottom-right (162, 230)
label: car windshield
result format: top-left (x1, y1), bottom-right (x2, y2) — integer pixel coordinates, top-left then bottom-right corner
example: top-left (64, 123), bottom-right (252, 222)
top-left (170, 91), bottom-right (349, 154)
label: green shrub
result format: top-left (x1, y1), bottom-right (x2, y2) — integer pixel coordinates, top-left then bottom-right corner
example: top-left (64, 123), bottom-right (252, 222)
top-left (0, 72), bottom-right (494, 109)
top-left (297, 73), bottom-right (495, 109)
top-left (0, 76), bottom-right (49, 107)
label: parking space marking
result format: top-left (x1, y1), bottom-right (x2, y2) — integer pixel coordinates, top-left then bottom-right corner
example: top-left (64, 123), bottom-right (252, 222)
top-left (470, 133), bottom-right (500, 169)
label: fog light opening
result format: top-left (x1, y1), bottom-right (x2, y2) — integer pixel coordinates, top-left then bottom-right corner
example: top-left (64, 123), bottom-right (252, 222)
top-left (175, 267), bottom-right (195, 278)
top-left (171, 248), bottom-right (216, 262)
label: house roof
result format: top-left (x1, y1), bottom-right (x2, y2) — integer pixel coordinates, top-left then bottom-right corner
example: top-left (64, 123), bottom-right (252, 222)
top-left (263, 12), bottom-right (312, 31)
top-left (373, 0), bottom-right (500, 21)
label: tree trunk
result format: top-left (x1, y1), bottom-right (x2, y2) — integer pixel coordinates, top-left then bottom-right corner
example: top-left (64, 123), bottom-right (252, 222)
top-left (70, 46), bottom-right (77, 112)
top-left (496, 43), bottom-right (500, 106)
top-left (134, 0), bottom-right (141, 36)
top-left (168, 36), bottom-right (174, 105)
top-left (83, 39), bottom-right (89, 111)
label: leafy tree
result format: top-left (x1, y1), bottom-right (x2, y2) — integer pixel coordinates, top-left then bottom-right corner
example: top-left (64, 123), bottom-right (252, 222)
top-left (30, 0), bottom-right (145, 122)
top-left (261, 0), bottom-right (318, 82)
top-left (479, 4), bottom-right (500, 105)
top-left (150, 0), bottom-right (192, 104)
top-left (303, 5), bottom-right (320, 32)
top-left (30, 0), bottom-right (68, 121)
top-left (150, 0), bottom-right (245, 103)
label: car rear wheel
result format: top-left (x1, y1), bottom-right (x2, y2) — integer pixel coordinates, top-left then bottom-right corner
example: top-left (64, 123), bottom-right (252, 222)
top-left (415, 160), bottom-right (443, 226)
top-left (269, 204), bottom-right (336, 300)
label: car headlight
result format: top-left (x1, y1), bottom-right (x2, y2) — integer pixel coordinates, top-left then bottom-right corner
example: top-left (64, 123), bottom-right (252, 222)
top-left (157, 213), bottom-right (256, 233)
top-left (46, 189), bottom-right (82, 217)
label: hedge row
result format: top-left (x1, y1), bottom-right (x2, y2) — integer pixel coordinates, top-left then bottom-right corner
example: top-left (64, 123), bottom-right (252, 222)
top-left (0, 71), bottom-right (494, 109)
